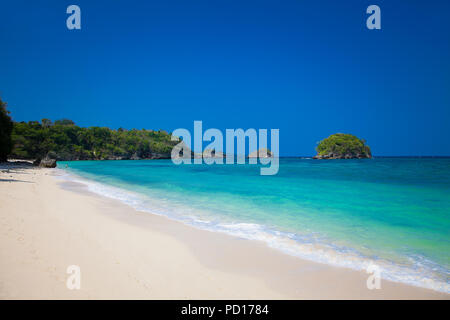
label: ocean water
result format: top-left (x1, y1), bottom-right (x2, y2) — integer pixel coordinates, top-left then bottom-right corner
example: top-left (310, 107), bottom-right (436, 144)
top-left (58, 158), bottom-right (450, 293)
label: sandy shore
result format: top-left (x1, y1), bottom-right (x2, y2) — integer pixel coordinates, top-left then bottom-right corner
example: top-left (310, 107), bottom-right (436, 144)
top-left (0, 162), bottom-right (448, 299)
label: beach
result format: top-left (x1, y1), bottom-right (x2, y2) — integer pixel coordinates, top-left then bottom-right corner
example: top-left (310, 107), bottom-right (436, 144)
top-left (0, 162), bottom-right (448, 299)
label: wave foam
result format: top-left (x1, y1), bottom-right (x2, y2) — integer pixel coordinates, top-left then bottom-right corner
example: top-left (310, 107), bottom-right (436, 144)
top-left (55, 168), bottom-right (450, 294)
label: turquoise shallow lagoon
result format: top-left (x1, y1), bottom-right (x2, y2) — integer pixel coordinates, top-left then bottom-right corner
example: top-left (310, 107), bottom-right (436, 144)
top-left (58, 158), bottom-right (450, 293)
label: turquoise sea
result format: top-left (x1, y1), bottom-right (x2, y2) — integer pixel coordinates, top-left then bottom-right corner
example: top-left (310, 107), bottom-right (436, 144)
top-left (58, 158), bottom-right (450, 293)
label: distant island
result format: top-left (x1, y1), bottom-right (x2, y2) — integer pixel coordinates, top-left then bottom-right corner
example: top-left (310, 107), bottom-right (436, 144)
top-left (313, 133), bottom-right (372, 159)
top-left (1, 98), bottom-right (372, 164)
top-left (248, 148), bottom-right (272, 158)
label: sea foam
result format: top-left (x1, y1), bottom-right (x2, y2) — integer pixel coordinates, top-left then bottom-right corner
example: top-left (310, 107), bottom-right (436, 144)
top-left (55, 168), bottom-right (450, 294)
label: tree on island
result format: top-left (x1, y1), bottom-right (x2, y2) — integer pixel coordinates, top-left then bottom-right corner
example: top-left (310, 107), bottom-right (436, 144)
top-left (0, 98), bottom-right (13, 162)
top-left (314, 133), bottom-right (372, 159)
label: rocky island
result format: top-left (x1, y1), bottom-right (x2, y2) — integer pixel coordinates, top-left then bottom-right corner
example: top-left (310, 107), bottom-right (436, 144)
top-left (248, 148), bottom-right (273, 159)
top-left (313, 133), bottom-right (372, 159)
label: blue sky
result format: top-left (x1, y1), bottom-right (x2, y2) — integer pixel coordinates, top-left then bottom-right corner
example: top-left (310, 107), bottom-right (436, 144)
top-left (1, 0), bottom-right (449, 156)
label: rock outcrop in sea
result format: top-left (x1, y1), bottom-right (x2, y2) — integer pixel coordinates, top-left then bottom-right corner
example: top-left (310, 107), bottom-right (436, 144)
top-left (248, 148), bottom-right (273, 158)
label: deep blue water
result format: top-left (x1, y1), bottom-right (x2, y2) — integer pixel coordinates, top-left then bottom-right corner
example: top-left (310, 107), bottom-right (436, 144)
top-left (58, 158), bottom-right (450, 292)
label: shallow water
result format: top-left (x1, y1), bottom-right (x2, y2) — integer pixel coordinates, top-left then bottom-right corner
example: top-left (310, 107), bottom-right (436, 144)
top-left (58, 158), bottom-right (450, 293)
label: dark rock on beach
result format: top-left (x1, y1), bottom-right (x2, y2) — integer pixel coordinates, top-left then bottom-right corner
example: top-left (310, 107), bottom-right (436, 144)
top-left (38, 157), bottom-right (57, 168)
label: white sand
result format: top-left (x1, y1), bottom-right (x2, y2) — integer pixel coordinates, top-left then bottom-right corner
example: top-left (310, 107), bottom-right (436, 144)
top-left (0, 162), bottom-right (448, 299)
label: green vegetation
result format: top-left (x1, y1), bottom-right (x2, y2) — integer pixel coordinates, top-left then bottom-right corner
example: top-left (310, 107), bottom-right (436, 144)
top-left (0, 98), bottom-right (14, 162)
top-left (315, 133), bottom-right (371, 159)
top-left (10, 119), bottom-right (177, 161)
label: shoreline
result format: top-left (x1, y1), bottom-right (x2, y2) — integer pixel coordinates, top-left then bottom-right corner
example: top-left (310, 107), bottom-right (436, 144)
top-left (0, 163), bottom-right (448, 299)
top-left (59, 163), bottom-right (450, 294)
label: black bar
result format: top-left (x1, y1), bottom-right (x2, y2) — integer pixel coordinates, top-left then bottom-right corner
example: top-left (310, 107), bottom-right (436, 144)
top-left (1, 300), bottom-right (448, 319)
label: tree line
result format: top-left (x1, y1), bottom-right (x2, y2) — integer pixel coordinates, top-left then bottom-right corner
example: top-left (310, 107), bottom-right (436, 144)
top-left (0, 97), bottom-right (177, 162)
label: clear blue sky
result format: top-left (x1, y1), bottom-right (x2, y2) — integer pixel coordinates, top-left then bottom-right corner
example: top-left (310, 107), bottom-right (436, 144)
top-left (1, 0), bottom-right (449, 156)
